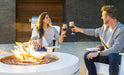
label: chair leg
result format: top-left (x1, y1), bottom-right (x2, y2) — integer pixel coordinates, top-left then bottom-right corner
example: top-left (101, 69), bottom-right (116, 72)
top-left (52, 48), bottom-right (55, 52)
top-left (52, 40), bottom-right (56, 52)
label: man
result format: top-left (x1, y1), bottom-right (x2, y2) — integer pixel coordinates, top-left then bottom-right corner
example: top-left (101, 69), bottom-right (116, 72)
top-left (72, 5), bottom-right (124, 75)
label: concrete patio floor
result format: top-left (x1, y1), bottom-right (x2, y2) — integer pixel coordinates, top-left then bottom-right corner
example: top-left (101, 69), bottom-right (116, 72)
top-left (0, 41), bottom-right (101, 75)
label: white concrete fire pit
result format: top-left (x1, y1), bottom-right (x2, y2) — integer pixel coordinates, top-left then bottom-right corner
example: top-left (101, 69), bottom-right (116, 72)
top-left (0, 52), bottom-right (79, 75)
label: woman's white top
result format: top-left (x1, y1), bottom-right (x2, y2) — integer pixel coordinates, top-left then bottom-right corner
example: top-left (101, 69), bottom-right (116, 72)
top-left (31, 26), bottom-right (59, 47)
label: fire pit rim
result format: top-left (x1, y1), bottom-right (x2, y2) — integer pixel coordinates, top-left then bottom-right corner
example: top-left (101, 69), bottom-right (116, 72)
top-left (0, 52), bottom-right (79, 75)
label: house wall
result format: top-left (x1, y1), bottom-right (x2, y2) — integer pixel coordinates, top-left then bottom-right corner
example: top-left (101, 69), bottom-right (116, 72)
top-left (0, 0), bottom-right (16, 43)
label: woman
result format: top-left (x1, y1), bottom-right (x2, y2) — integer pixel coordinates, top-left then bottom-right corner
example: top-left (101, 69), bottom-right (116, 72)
top-left (31, 12), bottom-right (66, 51)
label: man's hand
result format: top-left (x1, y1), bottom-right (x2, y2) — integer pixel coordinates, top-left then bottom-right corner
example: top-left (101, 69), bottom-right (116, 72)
top-left (71, 26), bottom-right (83, 33)
top-left (87, 52), bottom-right (98, 60)
top-left (96, 45), bottom-right (104, 51)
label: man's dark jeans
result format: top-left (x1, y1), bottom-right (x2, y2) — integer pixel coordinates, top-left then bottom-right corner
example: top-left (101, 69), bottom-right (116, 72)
top-left (84, 51), bottom-right (121, 75)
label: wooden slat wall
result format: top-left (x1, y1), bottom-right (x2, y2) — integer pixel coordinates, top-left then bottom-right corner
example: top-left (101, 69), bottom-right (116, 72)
top-left (16, 0), bottom-right (64, 42)
top-left (16, 22), bottom-right (31, 42)
top-left (16, 0), bottom-right (64, 22)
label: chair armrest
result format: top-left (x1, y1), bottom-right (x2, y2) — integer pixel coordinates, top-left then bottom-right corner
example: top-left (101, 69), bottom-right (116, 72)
top-left (45, 45), bottom-right (60, 49)
top-left (119, 53), bottom-right (124, 56)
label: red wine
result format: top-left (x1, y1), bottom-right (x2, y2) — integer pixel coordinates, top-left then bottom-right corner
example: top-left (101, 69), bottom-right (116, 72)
top-left (69, 26), bottom-right (74, 29)
top-left (63, 28), bottom-right (67, 31)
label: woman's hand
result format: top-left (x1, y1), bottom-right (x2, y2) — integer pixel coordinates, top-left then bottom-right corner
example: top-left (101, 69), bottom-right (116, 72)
top-left (61, 28), bottom-right (67, 36)
top-left (35, 39), bottom-right (42, 49)
top-left (60, 28), bottom-right (67, 43)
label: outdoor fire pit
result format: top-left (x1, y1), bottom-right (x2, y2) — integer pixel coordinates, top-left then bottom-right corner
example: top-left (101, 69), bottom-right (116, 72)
top-left (0, 53), bottom-right (59, 65)
top-left (0, 52), bottom-right (79, 75)
top-left (0, 42), bottom-right (79, 75)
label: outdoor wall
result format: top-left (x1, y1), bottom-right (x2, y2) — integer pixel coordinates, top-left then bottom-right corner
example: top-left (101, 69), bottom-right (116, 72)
top-left (16, 0), bottom-right (64, 22)
top-left (111, 0), bottom-right (124, 24)
top-left (0, 0), bottom-right (16, 43)
top-left (0, 0), bottom-right (124, 43)
top-left (65, 0), bottom-right (105, 42)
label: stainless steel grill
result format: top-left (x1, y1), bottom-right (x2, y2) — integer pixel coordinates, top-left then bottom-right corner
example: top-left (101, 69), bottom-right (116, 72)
top-left (31, 16), bottom-right (39, 29)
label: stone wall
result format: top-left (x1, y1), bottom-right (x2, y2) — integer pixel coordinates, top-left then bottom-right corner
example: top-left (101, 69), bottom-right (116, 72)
top-left (0, 0), bottom-right (16, 43)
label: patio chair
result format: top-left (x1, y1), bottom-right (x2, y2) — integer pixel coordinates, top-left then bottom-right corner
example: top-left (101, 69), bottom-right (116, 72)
top-left (95, 62), bottom-right (109, 75)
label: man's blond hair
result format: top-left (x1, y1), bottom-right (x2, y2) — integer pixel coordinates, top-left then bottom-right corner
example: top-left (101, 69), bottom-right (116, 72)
top-left (101, 5), bottom-right (117, 19)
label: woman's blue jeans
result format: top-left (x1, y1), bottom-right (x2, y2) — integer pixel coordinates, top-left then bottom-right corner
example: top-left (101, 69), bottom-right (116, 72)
top-left (84, 51), bottom-right (121, 75)
top-left (35, 47), bottom-right (47, 51)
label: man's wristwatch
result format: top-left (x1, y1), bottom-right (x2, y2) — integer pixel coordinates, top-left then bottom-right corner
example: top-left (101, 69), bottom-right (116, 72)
top-left (97, 51), bottom-right (101, 56)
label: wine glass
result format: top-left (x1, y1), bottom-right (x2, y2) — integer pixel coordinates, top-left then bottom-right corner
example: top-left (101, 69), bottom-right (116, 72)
top-left (62, 24), bottom-right (67, 37)
top-left (69, 21), bottom-right (75, 35)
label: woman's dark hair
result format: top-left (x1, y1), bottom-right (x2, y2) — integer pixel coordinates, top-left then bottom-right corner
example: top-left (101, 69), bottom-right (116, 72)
top-left (37, 12), bottom-right (49, 39)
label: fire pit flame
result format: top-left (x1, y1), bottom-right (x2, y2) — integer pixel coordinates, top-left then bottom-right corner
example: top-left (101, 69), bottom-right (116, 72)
top-left (11, 42), bottom-right (46, 64)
